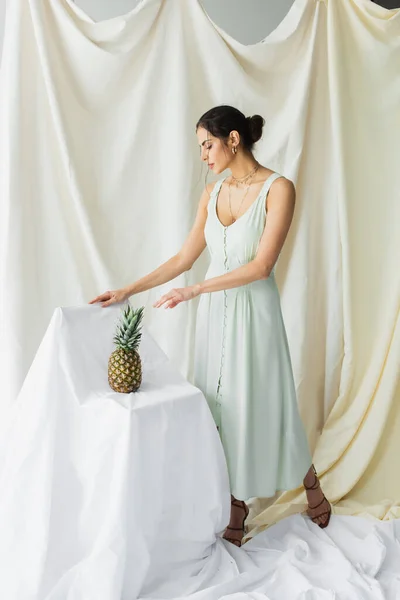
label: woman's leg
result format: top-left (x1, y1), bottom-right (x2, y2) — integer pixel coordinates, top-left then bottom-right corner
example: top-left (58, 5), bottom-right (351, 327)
top-left (303, 465), bottom-right (331, 528)
top-left (222, 494), bottom-right (249, 547)
top-left (222, 464), bottom-right (331, 548)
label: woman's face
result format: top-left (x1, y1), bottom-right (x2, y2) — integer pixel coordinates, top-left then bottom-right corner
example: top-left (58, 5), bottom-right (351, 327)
top-left (196, 127), bottom-right (231, 175)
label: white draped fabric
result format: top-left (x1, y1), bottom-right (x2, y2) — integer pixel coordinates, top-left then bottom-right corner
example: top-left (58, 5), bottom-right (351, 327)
top-left (0, 0), bottom-right (399, 536)
top-left (0, 305), bottom-right (399, 599)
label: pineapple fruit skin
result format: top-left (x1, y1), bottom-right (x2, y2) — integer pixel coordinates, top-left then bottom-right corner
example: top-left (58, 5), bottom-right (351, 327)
top-left (108, 347), bottom-right (142, 393)
top-left (107, 304), bottom-right (145, 394)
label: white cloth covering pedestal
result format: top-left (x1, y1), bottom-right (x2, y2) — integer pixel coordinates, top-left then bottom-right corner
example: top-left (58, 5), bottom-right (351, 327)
top-left (0, 305), bottom-right (399, 600)
top-left (0, 305), bottom-right (232, 599)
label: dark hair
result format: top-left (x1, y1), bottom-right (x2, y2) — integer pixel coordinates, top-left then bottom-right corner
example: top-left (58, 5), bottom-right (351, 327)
top-left (196, 105), bottom-right (265, 152)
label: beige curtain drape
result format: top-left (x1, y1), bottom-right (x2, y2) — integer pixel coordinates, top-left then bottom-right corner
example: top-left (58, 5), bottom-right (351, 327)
top-left (246, 0), bottom-right (400, 535)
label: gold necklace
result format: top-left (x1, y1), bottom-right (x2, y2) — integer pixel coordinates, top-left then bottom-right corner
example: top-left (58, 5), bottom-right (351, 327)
top-left (228, 166), bottom-right (259, 224)
top-left (231, 163), bottom-right (259, 188)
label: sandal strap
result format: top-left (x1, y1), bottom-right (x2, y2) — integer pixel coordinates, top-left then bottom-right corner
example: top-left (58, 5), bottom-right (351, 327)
top-left (224, 537), bottom-right (242, 547)
top-left (304, 465), bottom-right (322, 490)
top-left (225, 498), bottom-right (249, 546)
top-left (230, 499), bottom-right (249, 520)
top-left (308, 495), bottom-right (329, 511)
top-left (304, 471), bottom-right (320, 491)
top-left (231, 498), bottom-right (246, 508)
top-left (224, 501), bottom-right (249, 548)
top-left (310, 511), bottom-right (331, 525)
top-left (304, 478), bottom-right (320, 491)
top-left (224, 525), bottom-right (244, 547)
top-left (310, 510), bottom-right (331, 519)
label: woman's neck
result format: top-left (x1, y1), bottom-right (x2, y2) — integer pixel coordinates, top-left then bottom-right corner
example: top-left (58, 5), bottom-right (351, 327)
top-left (229, 153), bottom-right (259, 181)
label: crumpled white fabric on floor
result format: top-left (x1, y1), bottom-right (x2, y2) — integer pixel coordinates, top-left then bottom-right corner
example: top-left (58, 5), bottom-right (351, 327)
top-left (0, 304), bottom-right (399, 600)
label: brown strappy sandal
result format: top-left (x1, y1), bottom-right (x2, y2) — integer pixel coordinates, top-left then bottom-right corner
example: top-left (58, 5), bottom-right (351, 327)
top-left (304, 465), bottom-right (332, 529)
top-left (222, 498), bottom-right (250, 547)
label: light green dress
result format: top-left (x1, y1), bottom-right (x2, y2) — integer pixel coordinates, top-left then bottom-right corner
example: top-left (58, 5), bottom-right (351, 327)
top-left (193, 173), bottom-right (312, 501)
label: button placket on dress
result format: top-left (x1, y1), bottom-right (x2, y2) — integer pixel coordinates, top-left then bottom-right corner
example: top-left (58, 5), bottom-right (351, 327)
top-left (215, 224), bottom-right (229, 433)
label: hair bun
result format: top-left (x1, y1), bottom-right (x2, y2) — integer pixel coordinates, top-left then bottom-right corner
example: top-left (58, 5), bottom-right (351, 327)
top-left (246, 114), bottom-right (265, 144)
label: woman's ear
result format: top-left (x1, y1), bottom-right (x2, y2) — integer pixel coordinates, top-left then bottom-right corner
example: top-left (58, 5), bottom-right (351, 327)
top-left (229, 130), bottom-right (240, 148)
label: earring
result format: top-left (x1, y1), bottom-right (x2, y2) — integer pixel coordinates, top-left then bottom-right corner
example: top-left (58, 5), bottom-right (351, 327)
top-left (232, 146), bottom-right (237, 155)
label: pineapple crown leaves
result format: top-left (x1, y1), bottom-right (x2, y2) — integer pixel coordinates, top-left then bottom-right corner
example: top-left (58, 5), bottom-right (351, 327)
top-left (113, 304), bottom-right (145, 352)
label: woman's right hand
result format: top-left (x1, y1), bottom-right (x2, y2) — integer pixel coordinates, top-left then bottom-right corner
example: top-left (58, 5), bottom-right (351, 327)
top-left (89, 287), bottom-right (130, 308)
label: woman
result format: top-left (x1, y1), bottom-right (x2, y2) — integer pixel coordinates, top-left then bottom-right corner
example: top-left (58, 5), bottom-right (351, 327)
top-left (90, 105), bottom-right (331, 547)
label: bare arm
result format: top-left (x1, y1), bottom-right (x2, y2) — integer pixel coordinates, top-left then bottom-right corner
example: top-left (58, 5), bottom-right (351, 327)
top-left (153, 178), bottom-right (296, 309)
top-left (196, 178), bottom-right (295, 294)
top-left (125, 182), bottom-right (214, 296)
top-left (89, 182), bottom-right (215, 306)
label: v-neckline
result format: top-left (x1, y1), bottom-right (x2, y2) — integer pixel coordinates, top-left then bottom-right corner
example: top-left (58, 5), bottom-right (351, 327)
top-left (214, 173), bottom-right (276, 230)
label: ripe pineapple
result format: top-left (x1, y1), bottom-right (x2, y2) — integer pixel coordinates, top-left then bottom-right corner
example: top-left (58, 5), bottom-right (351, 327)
top-left (108, 304), bottom-right (145, 393)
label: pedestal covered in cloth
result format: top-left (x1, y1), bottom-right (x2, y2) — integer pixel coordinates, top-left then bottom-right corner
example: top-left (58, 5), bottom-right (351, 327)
top-left (0, 305), bottom-right (231, 599)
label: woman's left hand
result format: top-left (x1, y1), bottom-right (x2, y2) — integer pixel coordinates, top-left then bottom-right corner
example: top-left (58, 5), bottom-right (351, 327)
top-left (153, 285), bottom-right (201, 309)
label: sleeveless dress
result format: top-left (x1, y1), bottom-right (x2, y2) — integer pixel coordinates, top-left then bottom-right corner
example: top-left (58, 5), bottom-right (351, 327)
top-left (193, 173), bottom-right (312, 501)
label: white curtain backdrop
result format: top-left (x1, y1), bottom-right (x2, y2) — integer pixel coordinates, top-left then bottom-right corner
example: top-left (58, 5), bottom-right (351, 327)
top-left (0, 0), bottom-right (399, 526)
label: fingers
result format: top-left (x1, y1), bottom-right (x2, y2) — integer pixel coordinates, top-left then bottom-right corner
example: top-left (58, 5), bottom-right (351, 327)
top-left (153, 289), bottom-right (184, 309)
top-left (158, 297), bottom-right (173, 308)
top-left (153, 299), bottom-right (165, 308)
top-left (89, 292), bottom-right (110, 304)
top-left (101, 299), bottom-right (115, 308)
top-left (153, 295), bottom-right (168, 308)
top-left (155, 297), bottom-right (180, 309)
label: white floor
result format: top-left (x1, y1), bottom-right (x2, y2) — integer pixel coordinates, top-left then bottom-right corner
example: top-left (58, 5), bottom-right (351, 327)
top-left (136, 513), bottom-right (400, 599)
top-left (199, 514), bottom-right (400, 600)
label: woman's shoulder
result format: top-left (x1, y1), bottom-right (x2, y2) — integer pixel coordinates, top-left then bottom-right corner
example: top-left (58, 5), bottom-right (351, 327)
top-left (258, 167), bottom-right (295, 193)
top-left (203, 178), bottom-right (225, 202)
top-left (256, 166), bottom-right (289, 183)
top-left (205, 178), bottom-right (225, 193)
top-left (199, 178), bottom-right (224, 211)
